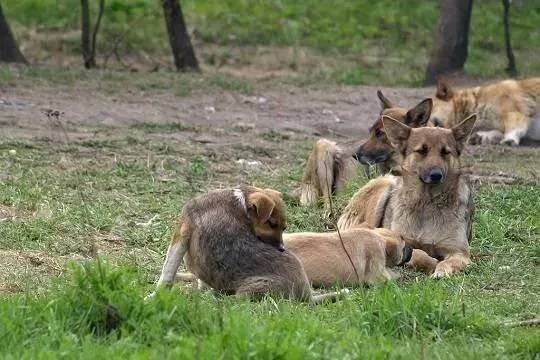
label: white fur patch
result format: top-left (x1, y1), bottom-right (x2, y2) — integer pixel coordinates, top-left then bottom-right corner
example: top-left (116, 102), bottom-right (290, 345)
top-left (233, 188), bottom-right (247, 212)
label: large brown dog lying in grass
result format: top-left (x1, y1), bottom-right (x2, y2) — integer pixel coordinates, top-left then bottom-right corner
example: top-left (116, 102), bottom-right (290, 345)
top-left (338, 114), bottom-right (477, 278)
top-left (146, 186), bottom-right (341, 303)
top-left (431, 77), bottom-right (540, 146)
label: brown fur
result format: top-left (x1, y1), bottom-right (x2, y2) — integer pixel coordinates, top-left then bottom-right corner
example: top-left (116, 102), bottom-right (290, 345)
top-left (296, 138), bottom-right (356, 212)
top-left (355, 92), bottom-right (434, 174)
top-left (147, 186), bottom-right (341, 303)
top-left (338, 115), bottom-right (477, 277)
top-left (431, 77), bottom-right (540, 146)
top-left (283, 227), bottom-right (413, 287)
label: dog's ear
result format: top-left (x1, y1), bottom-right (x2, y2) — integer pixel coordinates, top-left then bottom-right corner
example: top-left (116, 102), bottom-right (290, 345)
top-left (247, 192), bottom-right (275, 222)
top-left (452, 114), bottom-right (477, 153)
top-left (405, 98), bottom-right (432, 127)
top-left (381, 115), bottom-right (411, 151)
top-left (436, 77), bottom-right (454, 101)
top-left (377, 90), bottom-right (393, 110)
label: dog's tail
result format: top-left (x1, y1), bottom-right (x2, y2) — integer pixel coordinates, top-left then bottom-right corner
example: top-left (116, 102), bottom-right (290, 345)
top-left (297, 139), bottom-right (354, 207)
top-left (519, 77), bottom-right (540, 102)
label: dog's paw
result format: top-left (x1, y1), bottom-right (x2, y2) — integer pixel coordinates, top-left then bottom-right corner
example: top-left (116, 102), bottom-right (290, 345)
top-left (500, 137), bottom-right (519, 147)
top-left (431, 263), bottom-right (456, 279)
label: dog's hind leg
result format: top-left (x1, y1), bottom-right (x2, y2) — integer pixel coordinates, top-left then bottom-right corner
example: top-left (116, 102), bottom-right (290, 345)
top-left (501, 112), bottom-right (530, 146)
top-left (146, 220), bottom-right (190, 300)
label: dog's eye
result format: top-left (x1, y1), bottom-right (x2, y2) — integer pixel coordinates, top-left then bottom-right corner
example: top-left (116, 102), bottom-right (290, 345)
top-left (441, 147), bottom-right (451, 156)
top-left (374, 128), bottom-right (384, 138)
top-left (415, 145), bottom-right (428, 155)
top-left (268, 219), bottom-right (278, 228)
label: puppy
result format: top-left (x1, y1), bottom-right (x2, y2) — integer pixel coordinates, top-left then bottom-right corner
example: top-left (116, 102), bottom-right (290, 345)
top-left (338, 114), bottom-right (477, 278)
top-left (147, 186), bottom-right (340, 303)
top-left (283, 227), bottom-right (414, 287)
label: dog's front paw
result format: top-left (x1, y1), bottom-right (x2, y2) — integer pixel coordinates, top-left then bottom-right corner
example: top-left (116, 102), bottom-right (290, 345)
top-left (431, 262), bottom-right (456, 279)
top-left (500, 137), bottom-right (519, 147)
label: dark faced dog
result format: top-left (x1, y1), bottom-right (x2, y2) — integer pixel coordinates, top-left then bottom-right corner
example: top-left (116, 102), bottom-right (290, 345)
top-left (355, 91), bottom-right (433, 174)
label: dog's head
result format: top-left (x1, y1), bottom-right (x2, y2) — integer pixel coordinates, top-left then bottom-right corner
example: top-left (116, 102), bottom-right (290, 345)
top-left (246, 188), bottom-right (287, 251)
top-left (354, 91), bottom-right (433, 171)
top-left (381, 113), bottom-right (477, 185)
top-left (377, 229), bottom-right (413, 266)
top-left (430, 77), bottom-right (457, 128)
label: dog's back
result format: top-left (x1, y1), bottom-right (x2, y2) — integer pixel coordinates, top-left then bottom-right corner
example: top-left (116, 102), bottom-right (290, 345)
top-left (183, 190), bottom-right (311, 299)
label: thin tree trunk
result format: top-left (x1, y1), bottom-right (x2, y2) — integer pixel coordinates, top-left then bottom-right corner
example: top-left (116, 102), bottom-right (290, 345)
top-left (502, 0), bottom-right (517, 77)
top-left (0, 2), bottom-right (27, 64)
top-left (425, 0), bottom-right (473, 85)
top-left (162, 0), bottom-right (199, 71)
top-left (81, 0), bottom-right (94, 68)
top-left (80, 0), bottom-right (104, 69)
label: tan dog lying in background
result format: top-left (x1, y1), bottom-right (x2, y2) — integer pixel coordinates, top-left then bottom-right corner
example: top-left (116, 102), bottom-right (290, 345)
top-left (146, 186), bottom-right (341, 303)
top-left (338, 114), bottom-right (477, 278)
top-left (283, 227), bottom-right (436, 288)
top-left (431, 77), bottom-right (540, 146)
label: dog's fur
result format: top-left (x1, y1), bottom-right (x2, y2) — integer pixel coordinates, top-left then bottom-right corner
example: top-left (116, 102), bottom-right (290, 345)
top-left (431, 77), bottom-right (540, 146)
top-left (338, 114), bottom-right (477, 277)
top-left (355, 91), bottom-right (434, 174)
top-left (295, 92), bottom-right (433, 209)
top-left (296, 138), bottom-right (356, 210)
top-left (147, 186), bottom-right (340, 303)
top-left (283, 227), bottom-right (414, 287)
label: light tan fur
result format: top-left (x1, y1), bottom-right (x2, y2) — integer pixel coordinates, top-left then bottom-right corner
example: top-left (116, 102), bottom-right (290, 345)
top-left (338, 115), bottom-right (477, 278)
top-left (296, 138), bottom-right (356, 211)
top-left (431, 77), bottom-right (540, 146)
top-left (283, 228), bottom-right (413, 287)
top-left (147, 186), bottom-right (342, 304)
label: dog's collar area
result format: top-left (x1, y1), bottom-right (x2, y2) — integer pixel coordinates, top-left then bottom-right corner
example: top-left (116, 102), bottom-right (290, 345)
top-left (233, 188), bottom-right (247, 212)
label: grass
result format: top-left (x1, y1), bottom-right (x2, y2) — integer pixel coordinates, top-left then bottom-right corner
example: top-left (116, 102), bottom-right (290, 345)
top-left (2, 0), bottom-right (540, 85)
top-left (0, 133), bottom-right (538, 358)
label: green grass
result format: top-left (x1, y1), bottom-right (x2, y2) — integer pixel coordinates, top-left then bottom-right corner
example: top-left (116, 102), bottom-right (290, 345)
top-left (0, 137), bottom-right (538, 358)
top-left (3, 0), bottom-right (539, 85)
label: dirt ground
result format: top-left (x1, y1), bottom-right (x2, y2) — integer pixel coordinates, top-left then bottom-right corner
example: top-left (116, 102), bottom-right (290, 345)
top-left (0, 77), bottom-right (538, 293)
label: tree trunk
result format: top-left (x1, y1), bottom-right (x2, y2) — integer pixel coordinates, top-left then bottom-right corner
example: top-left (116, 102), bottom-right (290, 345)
top-left (0, 2), bottom-right (27, 64)
top-left (80, 0), bottom-right (104, 69)
top-left (502, 0), bottom-right (517, 77)
top-left (162, 0), bottom-right (199, 71)
top-left (425, 0), bottom-right (473, 85)
top-left (80, 0), bottom-right (94, 68)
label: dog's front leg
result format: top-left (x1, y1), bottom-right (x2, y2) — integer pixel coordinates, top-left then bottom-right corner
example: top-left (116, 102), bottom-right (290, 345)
top-left (406, 249), bottom-right (439, 274)
top-left (431, 252), bottom-right (471, 278)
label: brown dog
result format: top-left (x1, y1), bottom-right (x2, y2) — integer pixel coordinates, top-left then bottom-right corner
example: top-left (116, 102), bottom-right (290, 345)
top-left (431, 77), bottom-right (540, 146)
top-left (338, 114), bottom-right (477, 278)
top-left (283, 227), bottom-right (415, 287)
top-left (355, 91), bottom-right (434, 174)
top-left (147, 186), bottom-right (340, 303)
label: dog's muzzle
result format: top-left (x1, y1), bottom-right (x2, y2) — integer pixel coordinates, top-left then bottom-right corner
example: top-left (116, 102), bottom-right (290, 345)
top-left (399, 245), bottom-right (413, 265)
top-left (421, 168), bottom-right (445, 184)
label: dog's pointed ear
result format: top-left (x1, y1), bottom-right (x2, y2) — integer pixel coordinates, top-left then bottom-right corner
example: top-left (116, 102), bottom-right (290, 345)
top-left (436, 77), bottom-right (454, 101)
top-left (382, 115), bottom-right (411, 151)
top-left (247, 192), bottom-right (275, 222)
top-left (405, 98), bottom-right (432, 127)
top-left (452, 114), bottom-right (477, 153)
top-left (377, 90), bottom-right (393, 110)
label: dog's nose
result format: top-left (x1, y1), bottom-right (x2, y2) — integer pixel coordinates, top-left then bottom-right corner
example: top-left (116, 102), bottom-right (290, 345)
top-left (278, 244), bottom-right (286, 252)
top-left (401, 245), bottom-right (413, 264)
top-left (422, 168), bottom-right (444, 184)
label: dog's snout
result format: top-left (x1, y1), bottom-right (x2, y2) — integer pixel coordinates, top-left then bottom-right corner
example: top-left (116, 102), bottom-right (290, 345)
top-left (278, 244), bottom-right (286, 252)
top-left (421, 168), bottom-right (445, 184)
top-left (400, 245), bottom-right (413, 265)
